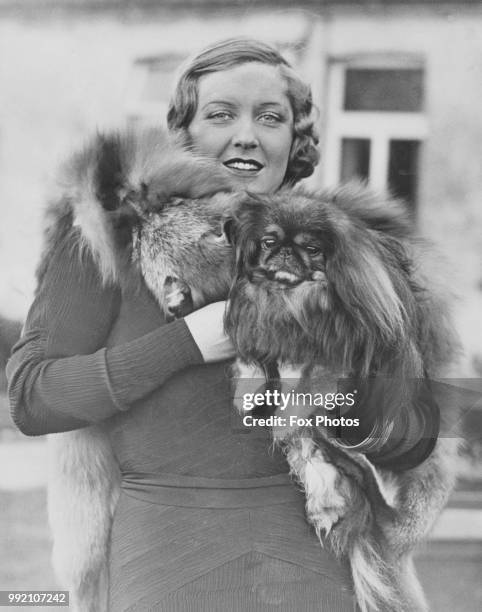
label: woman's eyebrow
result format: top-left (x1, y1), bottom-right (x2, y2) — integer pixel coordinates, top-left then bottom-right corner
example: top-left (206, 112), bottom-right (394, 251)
top-left (258, 101), bottom-right (290, 109)
top-left (256, 101), bottom-right (292, 115)
top-left (257, 101), bottom-right (286, 108)
top-left (200, 100), bottom-right (237, 111)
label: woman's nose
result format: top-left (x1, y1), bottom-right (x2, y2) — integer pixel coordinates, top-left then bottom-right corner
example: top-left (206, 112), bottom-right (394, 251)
top-left (232, 119), bottom-right (259, 150)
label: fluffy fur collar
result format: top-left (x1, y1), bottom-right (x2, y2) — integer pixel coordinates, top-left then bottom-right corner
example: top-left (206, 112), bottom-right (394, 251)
top-left (40, 128), bottom-right (229, 287)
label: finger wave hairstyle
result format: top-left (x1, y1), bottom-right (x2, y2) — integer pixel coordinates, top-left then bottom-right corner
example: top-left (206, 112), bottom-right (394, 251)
top-left (167, 37), bottom-right (320, 185)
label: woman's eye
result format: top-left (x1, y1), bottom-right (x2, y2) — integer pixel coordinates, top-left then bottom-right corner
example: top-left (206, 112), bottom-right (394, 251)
top-left (259, 112), bottom-right (281, 124)
top-left (208, 111), bottom-right (232, 121)
top-left (261, 237), bottom-right (277, 249)
top-left (305, 245), bottom-right (321, 256)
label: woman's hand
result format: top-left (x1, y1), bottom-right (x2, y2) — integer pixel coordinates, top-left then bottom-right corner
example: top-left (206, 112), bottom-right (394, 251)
top-left (184, 301), bottom-right (235, 363)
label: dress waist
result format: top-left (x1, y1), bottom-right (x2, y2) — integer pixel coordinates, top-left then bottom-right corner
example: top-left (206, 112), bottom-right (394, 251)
top-left (121, 471), bottom-right (302, 508)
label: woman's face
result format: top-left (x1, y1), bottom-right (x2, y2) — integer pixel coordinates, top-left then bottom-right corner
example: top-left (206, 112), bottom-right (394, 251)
top-left (188, 62), bottom-right (294, 193)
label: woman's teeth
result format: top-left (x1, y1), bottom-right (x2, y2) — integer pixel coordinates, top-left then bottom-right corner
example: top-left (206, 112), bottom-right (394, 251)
top-left (225, 160), bottom-right (262, 171)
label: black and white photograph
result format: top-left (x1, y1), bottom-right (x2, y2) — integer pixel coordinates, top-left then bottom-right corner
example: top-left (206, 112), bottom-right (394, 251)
top-left (0, 1), bottom-right (481, 611)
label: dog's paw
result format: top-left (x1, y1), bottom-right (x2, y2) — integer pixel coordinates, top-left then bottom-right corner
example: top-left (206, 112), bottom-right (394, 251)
top-left (286, 440), bottom-right (348, 538)
top-left (303, 450), bottom-right (348, 537)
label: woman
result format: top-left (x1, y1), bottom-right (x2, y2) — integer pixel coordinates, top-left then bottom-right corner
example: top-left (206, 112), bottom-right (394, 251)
top-left (7, 38), bottom-right (432, 611)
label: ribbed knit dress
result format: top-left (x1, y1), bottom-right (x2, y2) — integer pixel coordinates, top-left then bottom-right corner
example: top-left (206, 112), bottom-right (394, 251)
top-left (7, 235), bottom-right (357, 611)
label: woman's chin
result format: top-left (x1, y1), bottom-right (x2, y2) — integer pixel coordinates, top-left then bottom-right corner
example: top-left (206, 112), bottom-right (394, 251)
top-left (224, 169), bottom-right (261, 190)
top-left (222, 166), bottom-right (282, 194)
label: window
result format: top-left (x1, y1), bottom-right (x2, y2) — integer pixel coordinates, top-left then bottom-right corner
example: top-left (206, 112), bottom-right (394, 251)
top-left (323, 56), bottom-right (427, 209)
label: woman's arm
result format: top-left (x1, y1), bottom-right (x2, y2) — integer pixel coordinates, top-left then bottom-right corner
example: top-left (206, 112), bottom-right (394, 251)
top-left (7, 235), bottom-right (204, 436)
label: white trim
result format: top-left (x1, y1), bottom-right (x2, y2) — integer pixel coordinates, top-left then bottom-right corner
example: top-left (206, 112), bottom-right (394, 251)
top-left (335, 113), bottom-right (428, 139)
top-left (331, 53), bottom-right (425, 70)
top-left (370, 135), bottom-right (390, 192)
top-left (324, 62), bottom-right (346, 187)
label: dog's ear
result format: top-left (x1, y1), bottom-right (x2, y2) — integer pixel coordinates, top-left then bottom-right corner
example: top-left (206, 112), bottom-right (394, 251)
top-left (332, 182), bottom-right (412, 240)
top-left (326, 227), bottom-right (409, 348)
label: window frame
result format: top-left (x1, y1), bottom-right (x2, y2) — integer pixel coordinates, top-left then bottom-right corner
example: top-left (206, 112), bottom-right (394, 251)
top-left (322, 54), bottom-right (428, 196)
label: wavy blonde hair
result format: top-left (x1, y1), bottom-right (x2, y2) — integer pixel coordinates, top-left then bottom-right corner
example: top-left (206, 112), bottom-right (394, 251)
top-left (167, 37), bottom-right (319, 185)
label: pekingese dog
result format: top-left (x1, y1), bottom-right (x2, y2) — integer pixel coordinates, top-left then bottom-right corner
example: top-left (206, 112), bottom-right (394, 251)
top-left (224, 187), bottom-right (459, 612)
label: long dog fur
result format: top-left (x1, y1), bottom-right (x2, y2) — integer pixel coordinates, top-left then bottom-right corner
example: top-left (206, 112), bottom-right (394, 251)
top-left (224, 187), bottom-right (460, 612)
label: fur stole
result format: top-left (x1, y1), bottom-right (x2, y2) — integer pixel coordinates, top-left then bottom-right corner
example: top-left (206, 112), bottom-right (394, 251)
top-left (45, 128), bottom-right (232, 612)
top-left (39, 128), bottom-right (231, 290)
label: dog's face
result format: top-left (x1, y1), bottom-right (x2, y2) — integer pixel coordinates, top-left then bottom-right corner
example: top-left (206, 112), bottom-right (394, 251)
top-left (227, 190), bottom-right (336, 290)
top-left (225, 185), bottom-right (420, 372)
top-left (230, 186), bottom-right (414, 323)
top-left (247, 220), bottom-right (327, 287)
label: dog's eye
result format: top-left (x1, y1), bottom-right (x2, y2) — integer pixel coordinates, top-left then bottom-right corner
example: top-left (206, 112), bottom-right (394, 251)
top-left (305, 245), bottom-right (321, 256)
top-left (261, 237), bottom-right (277, 250)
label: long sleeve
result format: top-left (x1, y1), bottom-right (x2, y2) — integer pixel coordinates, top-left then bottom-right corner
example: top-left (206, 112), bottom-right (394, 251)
top-left (365, 378), bottom-right (440, 471)
top-left (7, 233), bottom-right (203, 436)
top-left (334, 377), bottom-right (440, 471)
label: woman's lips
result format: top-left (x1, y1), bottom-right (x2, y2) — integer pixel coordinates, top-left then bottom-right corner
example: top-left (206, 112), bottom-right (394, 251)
top-left (223, 158), bottom-right (264, 175)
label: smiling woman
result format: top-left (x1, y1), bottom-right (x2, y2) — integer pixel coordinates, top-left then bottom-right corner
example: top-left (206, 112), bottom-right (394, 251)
top-left (168, 37), bottom-right (319, 188)
top-left (7, 38), bottom-right (355, 612)
top-left (188, 62), bottom-right (294, 193)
